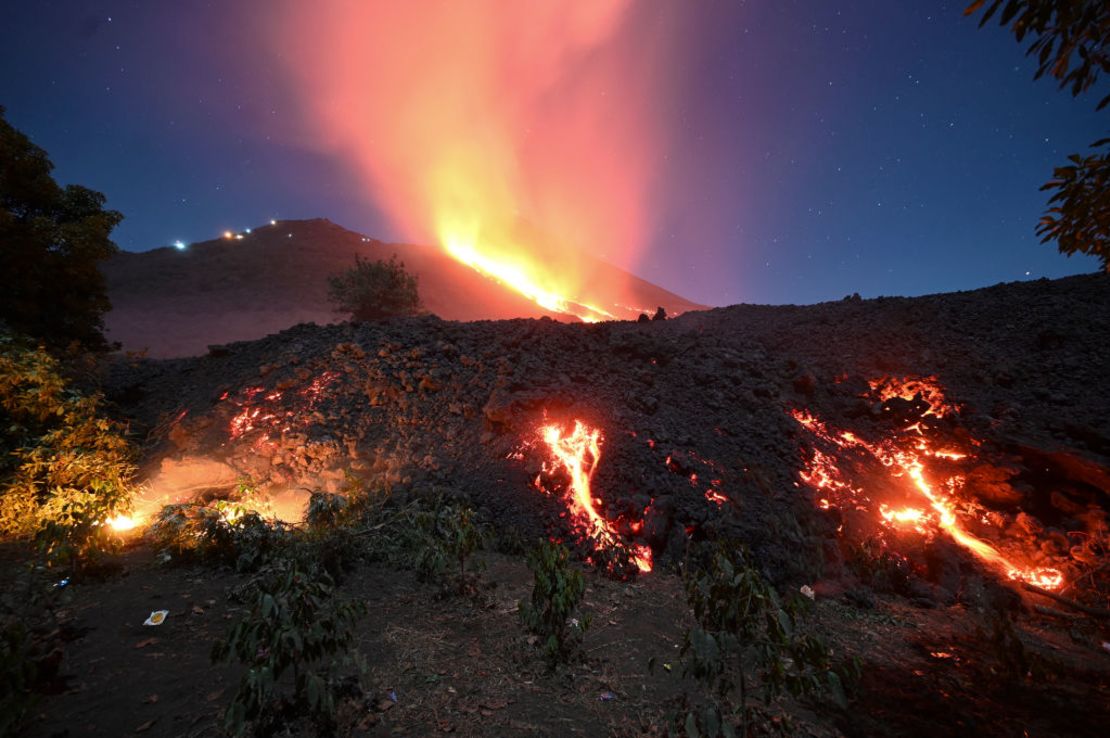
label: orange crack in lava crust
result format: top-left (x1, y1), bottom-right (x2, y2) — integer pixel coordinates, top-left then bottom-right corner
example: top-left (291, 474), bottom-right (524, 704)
top-left (540, 420), bottom-right (652, 573)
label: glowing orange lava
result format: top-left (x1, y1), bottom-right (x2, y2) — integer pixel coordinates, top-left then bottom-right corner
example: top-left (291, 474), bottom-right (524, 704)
top-left (793, 380), bottom-right (1064, 590)
top-left (540, 420), bottom-right (652, 572)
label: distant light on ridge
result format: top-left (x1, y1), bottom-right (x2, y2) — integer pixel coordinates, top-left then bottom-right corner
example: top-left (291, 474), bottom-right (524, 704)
top-left (173, 240), bottom-right (187, 251)
top-left (223, 230), bottom-right (233, 240)
top-left (270, 219), bottom-right (277, 226)
top-left (245, 228), bottom-right (252, 234)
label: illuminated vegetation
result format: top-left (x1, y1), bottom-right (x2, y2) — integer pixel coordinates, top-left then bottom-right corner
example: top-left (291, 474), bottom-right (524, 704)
top-left (0, 335), bottom-right (135, 569)
top-left (327, 254), bottom-right (423, 321)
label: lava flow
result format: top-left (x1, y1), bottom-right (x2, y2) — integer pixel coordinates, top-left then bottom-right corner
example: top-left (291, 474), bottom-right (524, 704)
top-left (793, 377), bottom-right (1064, 590)
top-left (539, 420), bottom-right (652, 573)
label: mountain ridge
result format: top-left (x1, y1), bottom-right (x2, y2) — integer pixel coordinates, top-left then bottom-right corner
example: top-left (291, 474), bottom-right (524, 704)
top-left (103, 218), bottom-right (706, 357)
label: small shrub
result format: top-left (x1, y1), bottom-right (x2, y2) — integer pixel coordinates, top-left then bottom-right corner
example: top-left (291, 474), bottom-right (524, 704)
top-left (679, 544), bottom-right (851, 738)
top-left (327, 255), bottom-right (422, 322)
top-left (519, 540), bottom-right (590, 666)
top-left (415, 503), bottom-right (486, 594)
top-left (147, 502), bottom-right (289, 572)
top-left (306, 491), bottom-right (350, 530)
top-left (0, 336), bottom-right (135, 569)
top-left (845, 537), bottom-right (912, 594)
top-left (212, 556), bottom-right (366, 737)
top-left (304, 491), bottom-right (366, 581)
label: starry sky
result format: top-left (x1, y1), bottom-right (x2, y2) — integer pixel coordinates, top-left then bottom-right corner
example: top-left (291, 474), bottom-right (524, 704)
top-left (1, 1), bottom-right (1104, 307)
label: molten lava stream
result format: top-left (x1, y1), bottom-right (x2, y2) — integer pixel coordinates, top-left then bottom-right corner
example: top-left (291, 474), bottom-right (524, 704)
top-left (792, 388), bottom-right (1064, 591)
top-left (540, 420), bottom-right (652, 573)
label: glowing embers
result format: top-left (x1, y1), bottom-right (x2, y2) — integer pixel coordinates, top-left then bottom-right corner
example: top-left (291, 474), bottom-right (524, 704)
top-left (793, 378), bottom-right (1064, 590)
top-left (224, 371), bottom-right (339, 441)
top-left (537, 420), bottom-right (652, 574)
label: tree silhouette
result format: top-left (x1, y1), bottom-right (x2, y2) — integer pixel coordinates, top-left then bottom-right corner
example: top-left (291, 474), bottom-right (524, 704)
top-left (965, 1), bottom-right (1109, 271)
top-left (0, 107), bottom-right (123, 348)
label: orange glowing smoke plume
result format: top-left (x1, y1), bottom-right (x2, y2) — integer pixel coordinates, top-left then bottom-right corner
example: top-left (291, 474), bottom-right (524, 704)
top-left (269, 1), bottom-right (679, 321)
top-left (792, 381), bottom-right (1063, 591)
top-left (541, 421), bottom-right (652, 572)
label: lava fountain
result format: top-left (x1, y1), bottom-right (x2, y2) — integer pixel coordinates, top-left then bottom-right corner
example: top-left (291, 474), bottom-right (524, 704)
top-left (269, 1), bottom-right (682, 321)
top-left (793, 378), bottom-right (1064, 590)
top-left (540, 420), bottom-right (652, 573)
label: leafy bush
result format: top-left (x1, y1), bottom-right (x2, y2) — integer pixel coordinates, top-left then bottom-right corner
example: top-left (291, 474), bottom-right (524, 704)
top-left (0, 336), bottom-right (135, 568)
top-left (212, 555), bottom-right (366, 737)
top-left (304, 491), bottom-right (369, 581)
top-left (306, 491), bottom-right (350, 530)
top-left (147, 502), bottom-right (290, 572)
top-left (415, 503), bottom-right (486, 594)
top-left (519, 540), bottom-right (590, 666)
top-left (327, 255), bottom-right (422, 321)
top-left (679, 544), bottom-right (852, 738)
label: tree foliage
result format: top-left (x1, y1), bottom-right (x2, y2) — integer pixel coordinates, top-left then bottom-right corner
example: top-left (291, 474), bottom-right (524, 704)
top-left (1038, 141), bottom-right (1110, 265)
top-left (327, 255), bottom-right (422, 321)
top-left (0, 107), bottom-right (123, 349)
top-left (965, 1), bottom-right (1110, 270)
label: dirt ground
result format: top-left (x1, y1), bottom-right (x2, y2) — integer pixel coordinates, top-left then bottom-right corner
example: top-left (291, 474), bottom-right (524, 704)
top-left (13, 540), bottom-right (1110, 738)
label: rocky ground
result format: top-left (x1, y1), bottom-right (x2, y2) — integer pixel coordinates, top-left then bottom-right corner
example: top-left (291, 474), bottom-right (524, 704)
top-left (22, 272), bottom-right (1110, 736)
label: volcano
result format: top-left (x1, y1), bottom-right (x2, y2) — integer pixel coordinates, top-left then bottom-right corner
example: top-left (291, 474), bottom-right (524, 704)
top-left (102, 218), bottom-right (705, 358)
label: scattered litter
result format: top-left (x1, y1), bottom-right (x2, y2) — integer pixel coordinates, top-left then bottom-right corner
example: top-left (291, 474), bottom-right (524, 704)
top-left (1102, 641), bottom-right (1110, 655)
top-left (134, 637), bottom-right (159, 649)
top-left (663, 662), bottom-right (673, 672)
top-left (598, 691), bottom-right (617, 701)
top-left (800, 585), bottom-right (816, 600)
top-left (54, 577), bottom-right (70, 589)
top-left (388, 689), bottom-right (398, 703)
top-left (143, 610), bottom-right (169, 626)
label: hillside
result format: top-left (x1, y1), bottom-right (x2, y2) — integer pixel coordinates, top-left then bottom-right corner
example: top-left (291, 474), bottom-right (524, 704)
top-left (102, 218), bottom-right (705, 358)
top-left (16, 271), bottom-right (1110, 737)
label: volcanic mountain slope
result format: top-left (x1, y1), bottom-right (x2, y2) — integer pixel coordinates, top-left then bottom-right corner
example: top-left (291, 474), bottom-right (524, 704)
top-left (102, 218), bottom-right (705, 358)
top-left (94, 271), bottom-right (1110, 736)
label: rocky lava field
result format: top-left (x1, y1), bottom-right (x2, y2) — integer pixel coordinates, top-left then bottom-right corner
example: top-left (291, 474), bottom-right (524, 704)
top-left (22, 272), bottom-right (1110, 737)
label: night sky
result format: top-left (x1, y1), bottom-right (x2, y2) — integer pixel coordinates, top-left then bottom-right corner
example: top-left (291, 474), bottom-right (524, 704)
top-left (1, 1), bottom-right (1104, 307)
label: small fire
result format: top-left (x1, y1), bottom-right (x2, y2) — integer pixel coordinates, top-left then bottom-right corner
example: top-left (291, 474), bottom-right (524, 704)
top-left (539, 420), bottom-right (652, 573)
top-left (794, 378), bottom-right (1065, 590)
top-left (107, 515), bottom-right (139, 532)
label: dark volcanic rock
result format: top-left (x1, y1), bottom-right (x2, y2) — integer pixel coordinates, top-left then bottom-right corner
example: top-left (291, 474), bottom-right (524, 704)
top-left (106, 273), bottom-right (1110, 583)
